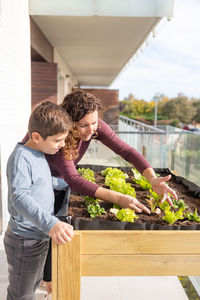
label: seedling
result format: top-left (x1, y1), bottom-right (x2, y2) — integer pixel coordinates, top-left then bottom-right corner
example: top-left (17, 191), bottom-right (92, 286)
top-left (132, 168), bottom-right (152, 190)
top-left (87, 203), bottom-right (106, 219)
top-left (159, 200), bottom-right (170, 211)
top-left (172, 199), bottom-right (188, 209)
top-left (84, 196), bottom-right (99, 205)
top-left (110, 208), bottom-right (138, 223)
top-left (146, 189), bottom-right (162, 212)
top-left (103, 167), bottom-right (136, 197)
top-left (78, 168), bottom-right (95, 183)
top-left (79, 168), bottom-right (106, 218)
top-left (101, 167), bottom-right (128, 180)
top-left (186, 209), bottom-right (200, 222)
top-left (162, 206), bottom-right (186, 225)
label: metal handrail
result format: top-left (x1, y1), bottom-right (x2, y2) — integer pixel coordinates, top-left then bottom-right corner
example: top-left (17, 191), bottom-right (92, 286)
top-left (119, 115), bottom-right (165, 133)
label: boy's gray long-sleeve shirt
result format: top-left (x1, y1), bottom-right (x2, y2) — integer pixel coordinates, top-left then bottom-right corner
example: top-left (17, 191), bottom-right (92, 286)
top-left (7, 143), bottom-right (68, 240)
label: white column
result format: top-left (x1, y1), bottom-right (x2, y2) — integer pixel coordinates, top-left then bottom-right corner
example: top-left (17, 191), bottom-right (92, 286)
top-left (0, 0), bottom-right (31, 232)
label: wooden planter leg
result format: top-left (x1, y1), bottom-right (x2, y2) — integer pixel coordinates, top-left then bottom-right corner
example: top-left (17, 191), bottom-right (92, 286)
top-left (52, 235), bottom-right (81, 300)
top-left (52, 240), bottom-right (58, 300)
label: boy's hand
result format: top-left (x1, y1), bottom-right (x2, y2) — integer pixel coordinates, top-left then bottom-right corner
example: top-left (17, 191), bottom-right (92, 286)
top-left (49, 221), bottom-right (74, 244)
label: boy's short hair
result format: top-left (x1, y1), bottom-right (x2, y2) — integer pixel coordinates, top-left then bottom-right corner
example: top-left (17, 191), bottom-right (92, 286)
top-left (28, 101), bottom-right (72, 139)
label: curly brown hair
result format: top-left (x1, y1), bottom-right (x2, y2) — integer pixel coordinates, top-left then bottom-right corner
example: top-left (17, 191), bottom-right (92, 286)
top-left (61, 88), bottom-right (102, 121)
top-left (61, 126), bottom-right (80, 160)
top-left (61, 89), bottom-right (102, 160)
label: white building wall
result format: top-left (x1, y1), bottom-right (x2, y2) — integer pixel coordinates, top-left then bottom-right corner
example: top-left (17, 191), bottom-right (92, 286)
top-left (54, 49), bottom-right (78, 103)
top-left (0, 0), bottom-right (31, 232)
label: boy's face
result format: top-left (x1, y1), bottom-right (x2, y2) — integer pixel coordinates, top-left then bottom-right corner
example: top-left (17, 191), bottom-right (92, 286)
top-left (37, 132), bottom-right (68, 155)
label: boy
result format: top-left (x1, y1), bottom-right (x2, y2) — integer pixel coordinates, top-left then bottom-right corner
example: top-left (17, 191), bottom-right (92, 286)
top-left (4, 101), bottom-right (74, 300)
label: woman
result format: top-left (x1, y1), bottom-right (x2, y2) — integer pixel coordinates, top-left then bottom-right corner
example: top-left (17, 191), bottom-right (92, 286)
top-left (48, 89), bottom-right (177, 206)
top-left (43, 89), bottom-right (178, 296)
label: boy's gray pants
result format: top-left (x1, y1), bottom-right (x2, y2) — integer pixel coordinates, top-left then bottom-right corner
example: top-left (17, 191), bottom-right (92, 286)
top-left (4, 228), bottom-right (49, 300)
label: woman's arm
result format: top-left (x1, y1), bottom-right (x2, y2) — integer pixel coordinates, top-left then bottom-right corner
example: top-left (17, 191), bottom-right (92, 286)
top-left (46, 152), bottom-right (99, 197)
top-left (94, 187), bottom-right (150, 214)
top-left (97, 119), bottom-right (151, 173)
top-left (97, 119), bottom-right (177, 204)
top-left (46, 152), bottom-right (150, 213)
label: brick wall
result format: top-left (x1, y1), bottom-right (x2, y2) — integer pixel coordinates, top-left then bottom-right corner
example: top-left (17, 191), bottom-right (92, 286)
top-left (31, 61), bottom-right (58, 107)
top-left (83, 89), bottom-right (119, 125)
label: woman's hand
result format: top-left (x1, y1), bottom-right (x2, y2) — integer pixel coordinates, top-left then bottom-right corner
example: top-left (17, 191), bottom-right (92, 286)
top-left (117, 193), bottom-right (150, 214)
top-left (95, 187), bottom-right (150, 214)
top-left (143, 168), bottom-right (178, 206)
top-left (150, 175), bottom-right (178, 206)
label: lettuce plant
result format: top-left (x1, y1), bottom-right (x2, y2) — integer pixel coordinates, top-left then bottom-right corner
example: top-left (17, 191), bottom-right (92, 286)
top-left (162, 206), bottom-right (186, 225)
top-left (87, 203), bottom-right (106, 219)
top-left (102, 167), bottom-right (136, 198)
top-left (108, 178), bottom-right (136, 197)
top-left (78, 168), bottom-right (95, 183)
top-left (146, 189), bottom-right (162, 212)
top-left (159, 199), bottom-right (188, 212)
top-left (101, 167), bottom-right (128, 180)
top-left (132, 168), bottom-right (152, 190)
top-left (110, 208), bottom-right (138, 222)
top-left (159, 200), bottom-right (170, 211)
top-left (84, 196), bottom-right (99, 205)
top-left (186, 209), bottom-right (200, 222)
top-left (78, 167), bottom-right (105, 218)
top-left (172, 199), bottom-right (188, 209)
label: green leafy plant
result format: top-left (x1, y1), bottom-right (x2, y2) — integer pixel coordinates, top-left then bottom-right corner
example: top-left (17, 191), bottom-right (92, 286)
top-left (102, 167), bottom-right (136, 198)
top-left (159, 198), bottom-right (188, 212)
top-left (132, 168), bottom-right (152, 190)
top-left (172, 199), bottom-right (188, 209)
top-left (78, 168), bottom-right (95, 183)
top-left (84, 196), bottom-right (99, 205)
top-left (78, 167), bottom-right (198, 226)
top-left (108, 178), bottom-right (136, 197)
top-left (159, 200), bottom-right (170, 211)
top-left (146, 197), bottom-right (160, 213)
top-left (110, 208), bottom-right (138, 223)
top-left (101, 167), bottom-right (128, 180)
top-left (146, 189), bottom-right (162, 212)
top-left (101, 167), bottom-right (112, 177)
top-left (186, 209), bottom-right (200, 222)
top-left (162, 206), bottom-right (186, 225)
top-left (87, 203), bottom-right (106, 219)
top-left (78, 168), bottom-right (106, 218)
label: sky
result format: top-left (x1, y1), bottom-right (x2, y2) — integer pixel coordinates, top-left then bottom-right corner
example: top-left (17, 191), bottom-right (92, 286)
top-left (110, 0), bottom-right (200, 101)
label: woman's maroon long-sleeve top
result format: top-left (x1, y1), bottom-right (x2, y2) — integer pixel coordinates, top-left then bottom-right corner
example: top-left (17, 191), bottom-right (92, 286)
top-left (45, 119), bottom-right (152, 197)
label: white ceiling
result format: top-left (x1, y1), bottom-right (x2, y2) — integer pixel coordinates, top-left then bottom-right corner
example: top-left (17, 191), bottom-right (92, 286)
top-left (30, 0), bottom-right (173, 87)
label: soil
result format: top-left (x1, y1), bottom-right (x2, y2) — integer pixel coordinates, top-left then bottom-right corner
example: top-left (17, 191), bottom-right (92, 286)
top-left (68, 170), bottom-right (200, 228)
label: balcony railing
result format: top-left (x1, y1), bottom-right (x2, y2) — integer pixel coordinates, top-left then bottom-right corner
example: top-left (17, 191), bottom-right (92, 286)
top-left (79, 116), bottom-right (200, 186)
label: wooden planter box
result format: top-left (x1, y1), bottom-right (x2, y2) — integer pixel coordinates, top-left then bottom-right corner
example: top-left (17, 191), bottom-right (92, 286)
top-left (52, 165), bottom-right (200, 299)
top-left (52, 230), bottom-right (200, 300)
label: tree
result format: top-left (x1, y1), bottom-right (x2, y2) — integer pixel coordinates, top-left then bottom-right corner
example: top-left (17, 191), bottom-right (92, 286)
top-left (121, 94), bottom-right (155, 118)
top-left (157, 96), bottom-right (170, 115)
top-left (191, 98), bottom-right (200, 123)
top-left (161, 95), bottom-right (196, 123)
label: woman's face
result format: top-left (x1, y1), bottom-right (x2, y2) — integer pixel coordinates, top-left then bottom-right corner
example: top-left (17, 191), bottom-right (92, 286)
top-left (76, 110), bottom-right (98, 141)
